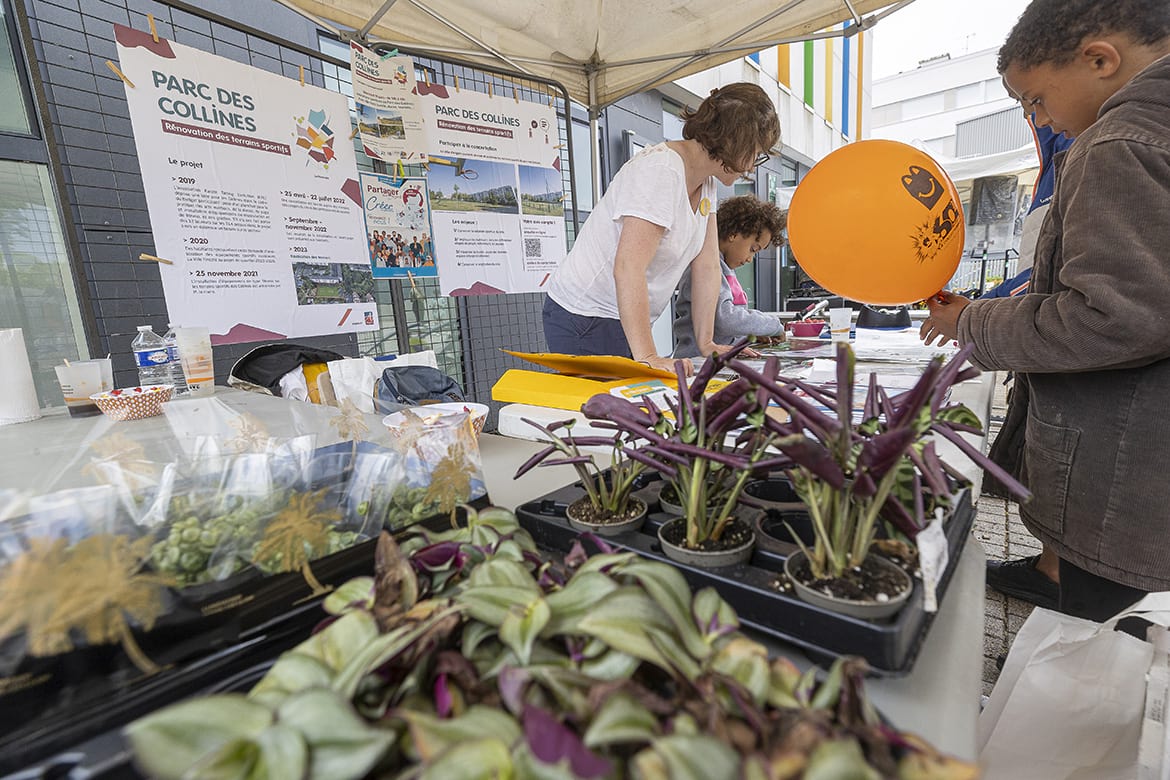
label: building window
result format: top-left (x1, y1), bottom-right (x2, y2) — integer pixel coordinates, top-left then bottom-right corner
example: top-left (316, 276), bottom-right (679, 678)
top-left (0, 3), bottom-right (30, 135)
top-left (902, 92), bottom-right (946, 121)
top-left (0, 2), bottom-right (86, 406)
top-left (662, 100), bottom-right (685, 140)
top-left (570, 119), bottom-right (594, 213)
top-left (0, 160), bottom-right (88, 405)
top-left (956, 82), bottom-right (984, 108)
top-left (780, 161), bottom-right (798, 187)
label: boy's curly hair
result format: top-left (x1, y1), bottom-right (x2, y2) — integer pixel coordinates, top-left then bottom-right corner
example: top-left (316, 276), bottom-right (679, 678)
top-left (682, 83), bottom-right (781, 174)
top-left (716, 195), bottom-right (786, 246)
top-left (998, 0), bottom-right (1170, 72)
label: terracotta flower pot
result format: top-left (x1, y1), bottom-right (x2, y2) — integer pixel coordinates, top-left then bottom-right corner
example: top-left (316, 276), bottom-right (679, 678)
top-left (565, 496), bottom-right (647, 537)
top-left (657, 516), bottom-right (755, 568)
top-left (784, 550), bottom-right (912, 619)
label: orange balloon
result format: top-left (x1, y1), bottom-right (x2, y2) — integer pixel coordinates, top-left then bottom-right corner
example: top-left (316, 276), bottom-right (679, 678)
top-left (787, 140), bottom-right (964, 305)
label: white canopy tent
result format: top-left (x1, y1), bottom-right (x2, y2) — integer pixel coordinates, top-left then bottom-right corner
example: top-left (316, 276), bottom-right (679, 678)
top-left (277, 0), bottom-right (910, 112)
top-left (276, 0), bottom-right (914, 196)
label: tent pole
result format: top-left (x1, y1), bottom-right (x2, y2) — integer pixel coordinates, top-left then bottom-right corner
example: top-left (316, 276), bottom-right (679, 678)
top-left (358, 0), bottom-right (401, 40)
top-left (407, 0), bottom-right (534, 76)
top-left (840, 0), bottom-right (864, 27)
top-left (588, 67), bottom-right (602, 205)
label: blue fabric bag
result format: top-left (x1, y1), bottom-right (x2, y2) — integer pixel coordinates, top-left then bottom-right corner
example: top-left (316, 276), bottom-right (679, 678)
top-left (374, 365), bottom-right (465, 414)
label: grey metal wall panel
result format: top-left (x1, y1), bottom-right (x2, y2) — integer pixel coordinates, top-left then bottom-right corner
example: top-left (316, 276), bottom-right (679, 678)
top-left (955, 106), bottom-right (1033, 158)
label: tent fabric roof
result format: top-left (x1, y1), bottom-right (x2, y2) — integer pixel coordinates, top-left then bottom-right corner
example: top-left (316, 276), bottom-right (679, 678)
top-left (281, 0), bottom-right (906, 110)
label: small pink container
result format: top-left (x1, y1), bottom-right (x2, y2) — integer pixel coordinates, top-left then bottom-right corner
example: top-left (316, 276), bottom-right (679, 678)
top-left (787, 320), bottom-right (826, 338)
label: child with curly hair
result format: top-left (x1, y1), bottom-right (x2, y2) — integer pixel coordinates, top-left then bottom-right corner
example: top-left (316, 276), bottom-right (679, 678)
top-left (672, 195), bottom-right (787, 358)
top-left (921, 0), bottom-right (1170, 620)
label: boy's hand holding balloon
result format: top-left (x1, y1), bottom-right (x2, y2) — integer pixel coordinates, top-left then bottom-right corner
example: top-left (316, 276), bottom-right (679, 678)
top-left (920, 289), bottom-right (970, 346)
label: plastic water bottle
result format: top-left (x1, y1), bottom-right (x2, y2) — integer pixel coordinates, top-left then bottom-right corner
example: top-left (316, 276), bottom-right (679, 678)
top-left (163, 323), bottom-right (187, 395)
top-left (132, 325), bottom-right (171, 387)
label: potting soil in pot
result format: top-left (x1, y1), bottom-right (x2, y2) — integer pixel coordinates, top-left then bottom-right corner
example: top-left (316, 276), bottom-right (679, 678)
top-left (659, 516), bottom-right (753, 552)
top-left (787, 554), bottom-right (909, 602)
top-left (567, 496), bottom-right (645, 525)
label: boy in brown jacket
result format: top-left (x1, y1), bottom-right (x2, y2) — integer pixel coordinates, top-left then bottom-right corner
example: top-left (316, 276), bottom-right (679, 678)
top-left (921, 0), bottom-right (1170, 621)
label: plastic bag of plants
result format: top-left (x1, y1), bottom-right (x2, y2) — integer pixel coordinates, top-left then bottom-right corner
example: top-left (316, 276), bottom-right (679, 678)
top-left (245, 447), bottom-right (391, 594)
top-left (0, 484), bottom-right (172, 679)
top-left (38, 419), bottom-right (191, 528)
top-left (162, 397), bottom-right (302, 456)
top-left (146, 452), bottom-right (298, 590)
top-left (341, 449), bottom-right (410, 533)
top-left (383, 407), bottom-right (488, 521)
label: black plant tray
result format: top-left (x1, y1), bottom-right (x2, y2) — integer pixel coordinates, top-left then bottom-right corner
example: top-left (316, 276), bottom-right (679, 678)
top-left (515, 477), bottom-right (974, 677)
top-left (0, 601), bottom-right (318, 778)
top-left (0, 496), bottom-right (489, 777)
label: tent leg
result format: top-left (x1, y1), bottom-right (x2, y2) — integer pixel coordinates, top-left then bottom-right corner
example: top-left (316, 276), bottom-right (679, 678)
top-left (588, 68), bottom-right (602, 205)
top-left (589, 113), bottom-right (602, 205)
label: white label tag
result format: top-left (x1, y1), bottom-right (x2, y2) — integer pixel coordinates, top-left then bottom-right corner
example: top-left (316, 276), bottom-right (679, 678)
top-left (917, 509), bottom-right (949, 613)
top-left (1138, 626), bottom-right (1170, 779)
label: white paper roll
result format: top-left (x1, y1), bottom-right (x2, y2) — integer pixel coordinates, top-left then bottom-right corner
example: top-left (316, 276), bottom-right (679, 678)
top-left (0, 328), bottom-right (42, 426)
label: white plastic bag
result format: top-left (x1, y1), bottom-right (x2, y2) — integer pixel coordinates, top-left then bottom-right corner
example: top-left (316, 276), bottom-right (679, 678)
top-left (979, 592), bottom-right (1170, 779)
top-left (327, 357), bottom-right (383, 413)
top-left (1139, 624), bottom-right (1170, 780)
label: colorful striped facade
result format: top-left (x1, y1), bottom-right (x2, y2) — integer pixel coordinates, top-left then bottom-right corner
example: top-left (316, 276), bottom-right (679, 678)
top-left (766, 24), bottom-right (870, 142)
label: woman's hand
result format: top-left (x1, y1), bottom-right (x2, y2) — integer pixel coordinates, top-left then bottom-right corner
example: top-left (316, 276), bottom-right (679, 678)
top-left (636, 354), bottom-right (694, 376)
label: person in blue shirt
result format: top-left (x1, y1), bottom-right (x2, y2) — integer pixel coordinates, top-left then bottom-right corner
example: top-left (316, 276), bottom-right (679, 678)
top-left (979, 119), bottom-right (1076, 299)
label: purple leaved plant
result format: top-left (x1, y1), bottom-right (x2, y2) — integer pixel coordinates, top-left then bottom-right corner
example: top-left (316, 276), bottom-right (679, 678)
top-left (727, 340), bottom-right (1030, 580)
top-left (514, 418), bottom-right (647, 518)
top-left (581, 342), bottom-right (791, 548)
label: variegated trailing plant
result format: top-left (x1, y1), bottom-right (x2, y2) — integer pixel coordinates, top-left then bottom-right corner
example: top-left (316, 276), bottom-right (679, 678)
top-left (727, 341), bottom-right (1031, 585)
top-left (125, 506), bottom-right (978, 780)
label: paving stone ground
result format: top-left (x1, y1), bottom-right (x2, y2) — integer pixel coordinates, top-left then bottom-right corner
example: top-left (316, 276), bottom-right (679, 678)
top-left (973, 372), bottom-right (1045, 698)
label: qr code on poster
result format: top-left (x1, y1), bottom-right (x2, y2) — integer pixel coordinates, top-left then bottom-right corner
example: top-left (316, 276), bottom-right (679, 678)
top-left (523, 238), bottom-right (542, 259)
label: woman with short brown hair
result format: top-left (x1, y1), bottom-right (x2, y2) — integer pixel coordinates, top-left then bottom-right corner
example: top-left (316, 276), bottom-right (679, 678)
top-left (543, 82), bottom-right (780, 374)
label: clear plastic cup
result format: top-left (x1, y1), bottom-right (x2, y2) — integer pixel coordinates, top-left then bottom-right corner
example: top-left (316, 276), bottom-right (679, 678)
top-left (829, 307), bottom-right (853, 343)
top-left (54, 358), bottom-right (113, 417)
top-left (174, 327), bottom-right (215, 397)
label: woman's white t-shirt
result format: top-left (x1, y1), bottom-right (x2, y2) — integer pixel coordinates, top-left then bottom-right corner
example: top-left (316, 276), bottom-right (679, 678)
top-left (547, 143), bottom-right (715, 320)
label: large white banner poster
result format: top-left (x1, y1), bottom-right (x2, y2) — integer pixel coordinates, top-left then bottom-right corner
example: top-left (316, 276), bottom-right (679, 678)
top-left (349, 42), bottom-right (427, 164)
top-left (418, 85), bottom-right (567, 295)
top-left (114, 24), bottom-right (377, 345)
